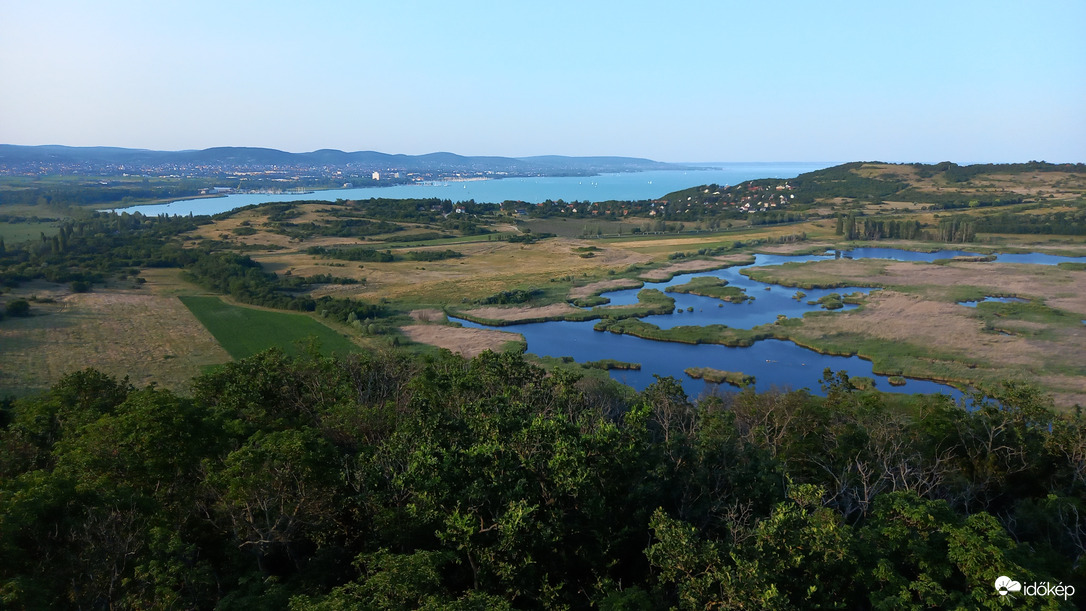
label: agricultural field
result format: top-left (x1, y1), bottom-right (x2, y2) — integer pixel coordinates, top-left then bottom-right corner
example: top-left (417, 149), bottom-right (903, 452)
top-left (0, 282), bottom-right (230, 395)
top-left (178, 296), bottom-right (362, 359)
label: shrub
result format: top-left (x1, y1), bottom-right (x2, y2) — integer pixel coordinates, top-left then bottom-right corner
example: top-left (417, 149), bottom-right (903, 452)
top-left (5, 299), bottom-right (30, 317)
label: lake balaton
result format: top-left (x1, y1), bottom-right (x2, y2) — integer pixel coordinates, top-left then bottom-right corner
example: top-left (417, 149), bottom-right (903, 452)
top-left (115, 162), bottom-right (834, 216)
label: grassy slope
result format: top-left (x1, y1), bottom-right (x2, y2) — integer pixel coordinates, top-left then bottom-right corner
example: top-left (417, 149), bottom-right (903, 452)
top-left (179, 296), bottom-right (361, 359)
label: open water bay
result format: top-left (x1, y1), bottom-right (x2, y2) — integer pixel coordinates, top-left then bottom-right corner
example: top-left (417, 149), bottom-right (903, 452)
top-left (115, 162), bottom-right (833, 216)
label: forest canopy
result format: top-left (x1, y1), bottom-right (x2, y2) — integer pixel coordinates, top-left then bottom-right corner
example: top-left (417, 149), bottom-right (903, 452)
top-left (1, 349), bottom-right (1083, 609)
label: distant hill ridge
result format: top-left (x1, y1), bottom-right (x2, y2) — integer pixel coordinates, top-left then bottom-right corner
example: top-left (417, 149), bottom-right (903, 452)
top-left (0, 144), bottom-right (683, 175)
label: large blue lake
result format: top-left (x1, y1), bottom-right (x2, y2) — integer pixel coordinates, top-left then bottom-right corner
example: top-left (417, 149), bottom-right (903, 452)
top-left (457, 248), bottom-right (1086, 400)
top-left (115, 162), bottom-right (833, 216)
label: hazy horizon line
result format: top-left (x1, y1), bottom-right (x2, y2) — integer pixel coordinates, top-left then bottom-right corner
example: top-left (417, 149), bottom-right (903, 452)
top-left (3, 143), bottom-right (1083, 167)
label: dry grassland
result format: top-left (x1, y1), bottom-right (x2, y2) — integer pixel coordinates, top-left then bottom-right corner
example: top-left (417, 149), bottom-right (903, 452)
top-left (1038, 375), bottom-right (1086, 410)
top-left (606, 226), bottom-right (814, 256)
top-left (876, 201), bottom-right (935, 212)
top-left (882, 262), bottom-right (1084, 308)
top-left (638, 254), bottom-right (755, 281)
top-left (569, 278), bottom-right (644, 298)
top-left (409, 309), bottom-right (446, 323)
top-left (1017, 205), bottom-right (1080, 216)
top-left (255, 238), bottom-right (653, 303)
top-left (753, 242), bottom-right (834, 254)
top-left (187, 208), bottom-right (274, 239)
top-left (187, 202), bottom-right (400, 250)
top-left (850, 163), bottom-right (1086, 202)
top-left (138, 267), bottom-right (214, 297)
top-left (610, 236), bottom-right (735, 249)
top-left (400, 324), bottom-right (521, 358)
top-left (755, 259), bottom-right (1085, 307)
top-left (0, 290), bottom-right (230, 396)
top-left (457, 303), bottom-right (581, 322)
top-left (983, 235), bottom-right (1086, 249)
top-left (853, 163), bottom-right (921, 182)
top-left (799, 291), bottom-right (1054, 367)
top-left (981, 172), bottom-right (1086, 198)
top-left (187, 203), bottom-right (819, 306)
top-left (789, 291), bottom-right (1086, 407)
top-left (750, 259), bottom-right (1086, 407)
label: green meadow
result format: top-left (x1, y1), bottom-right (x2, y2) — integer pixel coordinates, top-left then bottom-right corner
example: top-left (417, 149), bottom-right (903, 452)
top-left (179, 296), bottom-right (360, 359)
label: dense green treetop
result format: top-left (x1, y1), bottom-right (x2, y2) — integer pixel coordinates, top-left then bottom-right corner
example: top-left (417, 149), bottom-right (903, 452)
top-left (1, 349), bottom-right (1082, 609)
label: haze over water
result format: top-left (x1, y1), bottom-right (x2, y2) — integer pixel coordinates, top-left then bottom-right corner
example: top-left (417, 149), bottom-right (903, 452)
top-left (118, 163), bottom-right (834, 216)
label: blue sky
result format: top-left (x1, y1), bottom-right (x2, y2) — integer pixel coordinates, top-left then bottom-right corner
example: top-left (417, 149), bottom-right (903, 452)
top-left (1, 0), bottom-right (1083, 162)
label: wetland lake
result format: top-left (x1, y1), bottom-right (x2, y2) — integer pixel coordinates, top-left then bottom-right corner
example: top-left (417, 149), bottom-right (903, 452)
top-left (114, 163), bottom-right (833, 216)
top-left (457, 248), bottom-right (1086, 399)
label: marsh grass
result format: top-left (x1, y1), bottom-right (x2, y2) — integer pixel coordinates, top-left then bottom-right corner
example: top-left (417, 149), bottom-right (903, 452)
top-left (969, 299), bottom-right (1080, 341)
top-left (571, 296), bottom-right (609, 307)
top-left (455, 289), bottom-right (675, 326)
top-left (594, 319), bottom-right (773, 347)
top-left (782, 330), bottom-right (984, 388)
top-left (684, 367), bottom-right (755, 387)
top-left (741, 259), bottom-right (889, 289)
top-left (666, 276), bottom-right (751, 302)
top-left (849, 376), bottom-right (877, 390)
top-left (584, 359), bottom-right (641, 370)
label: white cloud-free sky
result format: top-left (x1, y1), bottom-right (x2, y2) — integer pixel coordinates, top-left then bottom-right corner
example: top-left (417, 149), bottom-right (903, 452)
top-left (1, 0), bottom-right (1083, 162)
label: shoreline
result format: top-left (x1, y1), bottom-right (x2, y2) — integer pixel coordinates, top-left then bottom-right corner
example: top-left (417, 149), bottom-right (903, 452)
top-left (103, 165), bottom-right (823, 216)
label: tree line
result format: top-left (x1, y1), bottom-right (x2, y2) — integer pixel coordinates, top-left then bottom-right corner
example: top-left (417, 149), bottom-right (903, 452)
top-left (0, 212), bottom-right (389, 326)
top-left (913, 161), bottom-right (1086, 182)
top-left (975, 210), bottom-right (1086, 236)
top-left (835, 213), bottom-right (925, 241)
top-left (833, 209), bottom-right (1086, 243)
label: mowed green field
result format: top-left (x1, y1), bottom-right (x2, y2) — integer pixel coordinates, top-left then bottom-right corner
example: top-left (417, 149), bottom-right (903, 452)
top-left (0, 220), bottom-right (60, 243)
top-left (179, 296), bottom-right (361, 359)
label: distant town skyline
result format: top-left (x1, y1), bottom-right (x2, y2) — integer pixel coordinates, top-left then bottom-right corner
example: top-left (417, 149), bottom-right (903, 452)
top-left (1, 1), bottom-right (1083, 163)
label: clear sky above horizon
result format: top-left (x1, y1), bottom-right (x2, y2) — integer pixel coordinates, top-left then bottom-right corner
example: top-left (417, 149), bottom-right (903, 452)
top-left (1, 1), bottom-right (1083, 163)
